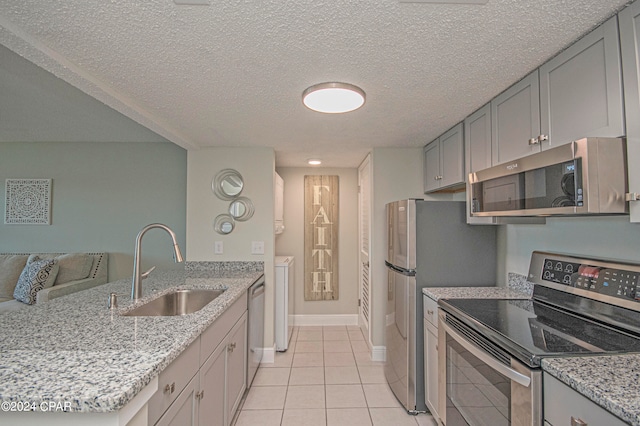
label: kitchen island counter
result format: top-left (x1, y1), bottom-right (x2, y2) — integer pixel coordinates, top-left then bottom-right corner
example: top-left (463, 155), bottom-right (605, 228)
top-left (0, 263), bottom-right (263, 419)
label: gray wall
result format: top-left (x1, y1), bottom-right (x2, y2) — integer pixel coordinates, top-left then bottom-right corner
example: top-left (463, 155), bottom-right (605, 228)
top-left (0, 142), bottom-right (187, 281)
top-left (499, 215), bottom-right (640, 280)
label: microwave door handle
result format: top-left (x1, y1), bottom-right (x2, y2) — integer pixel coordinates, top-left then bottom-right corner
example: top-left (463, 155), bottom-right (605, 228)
top-left (442, 321), bottom-right (531, 388)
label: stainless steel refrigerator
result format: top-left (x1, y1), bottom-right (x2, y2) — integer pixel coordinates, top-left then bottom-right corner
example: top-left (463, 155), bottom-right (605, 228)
top-left (384, 200), bottom-right (497, 414)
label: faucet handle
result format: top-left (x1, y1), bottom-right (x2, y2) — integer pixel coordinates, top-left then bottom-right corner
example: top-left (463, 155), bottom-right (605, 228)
top-left (141, 266), bottom-right (156, 280)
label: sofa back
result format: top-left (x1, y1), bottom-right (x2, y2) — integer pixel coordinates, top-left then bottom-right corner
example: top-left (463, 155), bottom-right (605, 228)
top-left (0, 252), bottom-right (108, 285)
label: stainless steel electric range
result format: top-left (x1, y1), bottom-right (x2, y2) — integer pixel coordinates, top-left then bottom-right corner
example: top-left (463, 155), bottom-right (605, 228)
top-left (438, 251), bottom-right (640, 426)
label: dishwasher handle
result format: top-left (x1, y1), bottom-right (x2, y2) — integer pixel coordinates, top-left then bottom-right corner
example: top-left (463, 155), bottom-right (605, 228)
top-left (250, 280), bottom-right (265, 298)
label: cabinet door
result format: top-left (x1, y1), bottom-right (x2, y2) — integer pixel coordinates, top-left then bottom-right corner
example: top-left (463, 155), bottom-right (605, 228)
top-left (620, 2), bottom-right (640, 223)
top-left (439, 123), bottom-right (464, 189)
top-left (491, 70), bottom-right (541, 165)
top-left (226, 313), bottom-right (247, 420)
top-left (156, 375), bottom-right (199, 426)
top-left (199, 339), bottom-right (227, 426)
top-left (464, 104), bottom-right (497, 225)
top-left (424, 320), bottom-right (439, 420)
top-left (544, 374), bottom-right (627, 426)
top-left (465, 104), bottom-right (492, 176)
top-left (540, 15), bottom-right (624, 149)
top-left (423, 140), bottom-right (441, 193)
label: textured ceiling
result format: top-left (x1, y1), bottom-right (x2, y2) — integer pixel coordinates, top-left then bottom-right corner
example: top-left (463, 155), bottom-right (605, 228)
top-left (0, 0), bottom-right (631, 167)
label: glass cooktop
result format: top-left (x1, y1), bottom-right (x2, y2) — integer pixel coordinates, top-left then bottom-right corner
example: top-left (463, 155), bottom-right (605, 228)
top-left (439, 298), bottom-right (640, 367)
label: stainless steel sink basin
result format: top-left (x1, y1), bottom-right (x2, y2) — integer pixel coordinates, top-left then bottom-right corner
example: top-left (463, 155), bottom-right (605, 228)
top-left (122, 288), bottom-right (225, 316)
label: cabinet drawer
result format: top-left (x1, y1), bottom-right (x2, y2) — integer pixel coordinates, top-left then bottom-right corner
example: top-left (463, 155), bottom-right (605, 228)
top-left (200, 292), bottom-right (247, 364)
top-left (148, 338), bottom-right (200, 426)
top-left (544, 373), bottom-right (626, 426)
top-left (423, 295), bottom-right (438, 327)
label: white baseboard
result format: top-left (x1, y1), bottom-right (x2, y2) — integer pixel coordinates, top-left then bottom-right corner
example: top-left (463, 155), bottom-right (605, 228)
top-left (261, 345), bottom-right (276, 364)
top-left (290, 314), bottom-right (359, 326)
top-left (371, 346), bottom-right (386, 362)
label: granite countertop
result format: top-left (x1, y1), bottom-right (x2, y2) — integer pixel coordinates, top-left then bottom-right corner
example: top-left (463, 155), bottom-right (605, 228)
top-left (0, 264), bottom-right (263, 413)
top-left (422, 272), bottom-right (533, 301)
top-left (422, 286), bottom-right (531, 301)
top-left (542, 355), bottom-right (640, 425)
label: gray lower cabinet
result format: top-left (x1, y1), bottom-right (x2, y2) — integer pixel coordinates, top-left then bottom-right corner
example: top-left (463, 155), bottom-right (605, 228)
top-left (543, 373), bottom-right (626, 426)
top-left (423, 123), bottom-right (464, 193)
top-left (155, 375), bottom-right (199, 426)
top-left (620, 2), bottom-right (640, 223)
top-left (490, 15), bottom-right (623, 167)
top-left (151, 292), bottom-right (248, 426)
top-left (422, 295), bottom-right (439, 421)
top-left (199, 312), bottom-right (247, 426)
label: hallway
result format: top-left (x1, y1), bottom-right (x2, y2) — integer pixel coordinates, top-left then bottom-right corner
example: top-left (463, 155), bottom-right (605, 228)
top-left (234, 325), bottom-right (437, 426)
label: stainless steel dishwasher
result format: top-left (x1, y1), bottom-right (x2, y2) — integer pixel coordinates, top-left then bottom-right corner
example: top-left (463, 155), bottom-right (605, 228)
top-left (247, 276), bottom-right (265, 388)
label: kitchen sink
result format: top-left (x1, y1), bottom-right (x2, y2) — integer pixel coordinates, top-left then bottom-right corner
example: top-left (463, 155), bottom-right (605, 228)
top-left (122, 288), bottom-right (225, 316)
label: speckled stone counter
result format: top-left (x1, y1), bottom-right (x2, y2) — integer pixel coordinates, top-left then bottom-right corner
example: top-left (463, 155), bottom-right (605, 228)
top-left (0, 263), bottom-right (263, 414)
top-left (422, 272), bottom-right (533, 301)
top-left (542, 355), bottom-right (640, 425)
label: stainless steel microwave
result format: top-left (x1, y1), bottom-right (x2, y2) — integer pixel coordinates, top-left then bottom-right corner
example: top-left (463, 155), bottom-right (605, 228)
top-left (469, 137), bottom-right (628, 217)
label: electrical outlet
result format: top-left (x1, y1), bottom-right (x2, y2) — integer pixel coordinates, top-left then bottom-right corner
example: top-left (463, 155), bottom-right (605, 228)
top-left (251, 241), bottom-right (264, 255)
top-left (214, 241), bottom-right (223, 254)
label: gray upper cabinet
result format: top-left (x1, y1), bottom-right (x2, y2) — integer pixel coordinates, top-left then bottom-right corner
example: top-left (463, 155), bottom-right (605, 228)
top-left (540, 15), bottom-right (624, 148)
top-left (423, 123), bottom-right (464, 193)
top-left (489, 15), bottom-right (624, 167)
top-left (423, 140), bottom-right (441, 193)
top-left (620, 2), bottom-right (640, 223)
top-left (491, 70), bottom-right (541, 165)
top-left (464, 104), bottom-right (496, 224)
top-left (465, 103), bottom-right (492, 176)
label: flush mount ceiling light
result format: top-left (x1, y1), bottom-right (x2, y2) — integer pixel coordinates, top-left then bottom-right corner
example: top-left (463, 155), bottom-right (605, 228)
top-left (302, 82), bottom-right (366, 114)
top-left (307, 159), bottom-right (322, 165)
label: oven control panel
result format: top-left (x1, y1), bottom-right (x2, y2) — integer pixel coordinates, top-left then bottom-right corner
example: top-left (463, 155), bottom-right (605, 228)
top-left (541, 258), bottom-right (640, 301)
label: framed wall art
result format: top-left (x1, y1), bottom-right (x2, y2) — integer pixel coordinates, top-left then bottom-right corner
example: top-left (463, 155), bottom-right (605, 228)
top-left (4, 179), bottom-right (52, 225)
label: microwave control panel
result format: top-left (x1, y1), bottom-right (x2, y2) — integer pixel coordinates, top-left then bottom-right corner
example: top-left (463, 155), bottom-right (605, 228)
top-left (541, 258), bottom-right (640, 301)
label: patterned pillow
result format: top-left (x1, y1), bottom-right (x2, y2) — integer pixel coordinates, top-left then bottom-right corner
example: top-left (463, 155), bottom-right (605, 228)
top-left (13, 259), bottom-right (59, 305)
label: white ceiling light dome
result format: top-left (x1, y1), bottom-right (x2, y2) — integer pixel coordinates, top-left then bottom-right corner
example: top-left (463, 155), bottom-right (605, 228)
top-left (302, 82), bottom-right (366, 114)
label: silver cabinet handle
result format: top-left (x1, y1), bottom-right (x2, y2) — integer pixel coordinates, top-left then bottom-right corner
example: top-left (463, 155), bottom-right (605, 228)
top-left (427, 310), bottom-right (434, 315)
top-left (228, 342), bottom-right (236, 353)
top-left (528, 138), bottom-right (539, 145)
top-left (571, 416), bottom-right (587, 426)
top-left (164, 382), bottom-right (175, 394)
top-left (528, 135), bottom-right (549, 145)
top-left (626, 193), bottom-right (640, 202)
top-left (196, 390), bottom-right (205, 400)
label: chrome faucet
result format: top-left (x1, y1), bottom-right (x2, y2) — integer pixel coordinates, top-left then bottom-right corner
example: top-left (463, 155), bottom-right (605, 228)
top-left (131, 223), bottom-right (184, 300)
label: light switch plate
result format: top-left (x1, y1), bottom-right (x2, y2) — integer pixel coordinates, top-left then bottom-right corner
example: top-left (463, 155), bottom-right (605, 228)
top-left (251, 241), bottom-right (265, 255)
top-left (214, 241), bottom-right (223, 254)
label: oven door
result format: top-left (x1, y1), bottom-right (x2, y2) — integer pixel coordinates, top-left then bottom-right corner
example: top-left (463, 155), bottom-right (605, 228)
top-left (438, 311), bottom-right (542, 426)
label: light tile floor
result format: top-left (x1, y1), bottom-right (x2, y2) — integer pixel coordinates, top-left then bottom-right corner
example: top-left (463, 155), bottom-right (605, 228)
top-left (233, 325), bottom-right (438, 426)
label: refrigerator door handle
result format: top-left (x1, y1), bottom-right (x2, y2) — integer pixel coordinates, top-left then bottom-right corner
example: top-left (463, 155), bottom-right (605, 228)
top-left (385, 261), bottom-right (416, 276)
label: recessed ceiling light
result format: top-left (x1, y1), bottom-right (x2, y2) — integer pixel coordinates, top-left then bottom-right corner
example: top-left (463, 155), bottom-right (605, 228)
top-left (307, 159), bottom-right (322, 165)
top-left (302, 82), bottom-right (365, 114)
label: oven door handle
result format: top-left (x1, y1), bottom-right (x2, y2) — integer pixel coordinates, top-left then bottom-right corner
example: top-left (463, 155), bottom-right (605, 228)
top-left (442, 321), bottom-right (531, 388)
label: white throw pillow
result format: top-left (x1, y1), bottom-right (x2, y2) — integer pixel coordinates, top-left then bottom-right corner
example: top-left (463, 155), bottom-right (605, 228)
top-left (13, 259), bottom-right (59, 305)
